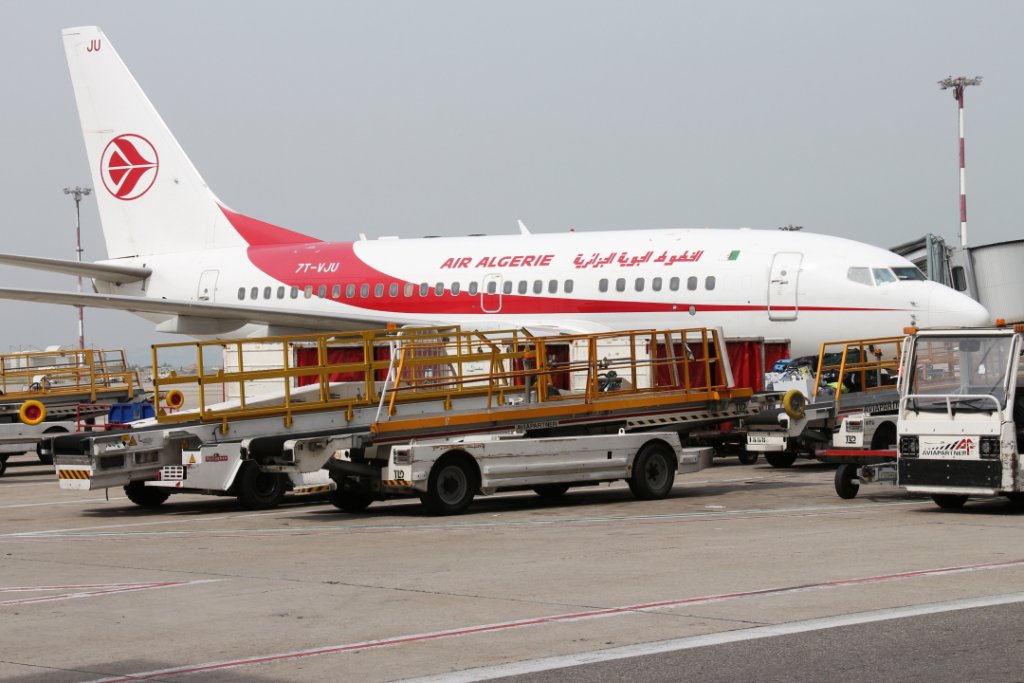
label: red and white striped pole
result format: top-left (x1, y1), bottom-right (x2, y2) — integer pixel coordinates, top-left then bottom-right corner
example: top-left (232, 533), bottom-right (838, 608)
top-left (938, 76), bottom-right (982, 247)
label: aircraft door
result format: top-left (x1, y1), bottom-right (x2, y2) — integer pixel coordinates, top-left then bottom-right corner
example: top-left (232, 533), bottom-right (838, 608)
top-left (768, 252), bottom-right (802, 321)
top-left (197, 269), bottom-right (219, 302)
top-left (481, 273), bottom-right (503, 313)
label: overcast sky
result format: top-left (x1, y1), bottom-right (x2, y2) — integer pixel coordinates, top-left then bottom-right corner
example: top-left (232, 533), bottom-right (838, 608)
top-left (2, 1), bottom-right (1022, 363)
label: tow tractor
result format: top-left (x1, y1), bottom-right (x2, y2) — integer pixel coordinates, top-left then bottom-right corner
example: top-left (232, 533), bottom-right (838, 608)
top-left (46, 325), bottom-right (754, 514)
top-left (896, 322), bottom-right (1024, 509)
top-left (0, 347), bottom-right (145, 475)
top-left (745, 336), bottom-right (904, 468)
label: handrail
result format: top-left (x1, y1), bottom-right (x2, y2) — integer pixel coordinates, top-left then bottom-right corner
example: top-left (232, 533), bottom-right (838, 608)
top-left (0, 348), bottom-right (142, 403)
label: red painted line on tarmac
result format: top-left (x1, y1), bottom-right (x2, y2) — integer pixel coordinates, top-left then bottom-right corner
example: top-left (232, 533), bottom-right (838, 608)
top-left (86, 557), bottom-right (1024, 682)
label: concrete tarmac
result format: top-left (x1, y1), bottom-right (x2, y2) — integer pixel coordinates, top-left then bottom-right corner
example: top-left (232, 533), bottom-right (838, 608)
top-left (1, 454), bottom-right (1023, 682)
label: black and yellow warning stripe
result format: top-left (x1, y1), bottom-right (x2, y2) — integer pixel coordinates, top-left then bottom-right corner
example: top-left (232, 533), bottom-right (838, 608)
top-left (57, 469), bottom-right (91, 480)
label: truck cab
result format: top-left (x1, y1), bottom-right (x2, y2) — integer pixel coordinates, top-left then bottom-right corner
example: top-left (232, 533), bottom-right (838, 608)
top-left (898, 326), bottom-right (1024, 508)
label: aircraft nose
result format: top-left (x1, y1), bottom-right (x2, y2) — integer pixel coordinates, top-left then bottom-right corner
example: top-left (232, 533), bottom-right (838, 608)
top-left (926, 285), bottom-right (991, 327)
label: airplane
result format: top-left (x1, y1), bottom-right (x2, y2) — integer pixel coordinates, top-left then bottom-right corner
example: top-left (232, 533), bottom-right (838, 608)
top-left (0, 26), bottom-right (991, 357)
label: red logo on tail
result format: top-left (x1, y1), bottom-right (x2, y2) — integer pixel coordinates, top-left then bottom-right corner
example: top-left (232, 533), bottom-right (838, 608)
top-left (100, 134), bottom-right (159, 200)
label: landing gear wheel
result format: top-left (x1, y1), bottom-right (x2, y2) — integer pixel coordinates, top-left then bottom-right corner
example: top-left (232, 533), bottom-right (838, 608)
top-left (420, 455), bottom-right (476, 515)
top-left (123, 481), bottom-right (171, 508)
top-left (765, 451), bottom-right (798, 468)
top-left (235, 464), bottom-right (287, 510)
top-left (628, 443), bottom-right (676, 500)
top-left (533, 483), bottom-right (570, 499)
top-left (738, 451), bottom-right (759, 465)
top-left (834, 464), bottom-right (860, 499)
top-left (330, 482), bottom-right (375, 512)
top-left (932, 494), bottom-right (968, 510)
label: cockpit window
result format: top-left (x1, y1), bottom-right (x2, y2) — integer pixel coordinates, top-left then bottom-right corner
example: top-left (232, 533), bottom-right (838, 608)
top-left (847, 267), bottom-right (872, 286)
top-left (892, 267), bottom-right (926, 281)
top-left (872, 268), bottom-right (898, 285)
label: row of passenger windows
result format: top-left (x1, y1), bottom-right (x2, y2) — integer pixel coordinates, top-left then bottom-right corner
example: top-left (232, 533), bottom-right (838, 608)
top-left (236, 276), bottom-right (717, 301)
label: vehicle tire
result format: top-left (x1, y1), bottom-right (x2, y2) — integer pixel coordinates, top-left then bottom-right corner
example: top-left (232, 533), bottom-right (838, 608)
top-left (533, 483), bottom-right (570, 499)
top-left (782, 389), bottom-right (806, 419)
top-left (1004, 493), bottom-right (1024, 509)
top-left (932, 494), bottom-right (968, 510)
top-left (628, 442), bottom-right (676, 500)
top-left (37, 425), bottom-right (69, 465)
top-left (870, 423), bottom-right (897, 451)
top-left (329, 483), bottom-right (375, 512)
top-left (765, 451), bottom-right (798, 468)
top-left (834, 464), bottom-right (860, 499)
top-left (123, 481), bottom-right (171, 508)
top-left (420, 453), bottom-right (476, 515)
top-left (235, 463), bottom-right (287, 510)
top-left (738, 451), bottom-right (759, 465)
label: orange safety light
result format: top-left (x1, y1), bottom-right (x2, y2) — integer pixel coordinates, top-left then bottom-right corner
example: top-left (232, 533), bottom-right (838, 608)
top-left (995, 318), bottom-right (1007, 327)
top-left (902, 326), bottom-right (918, 335)
top-left (1013, 323), bottom-right (1024, 334)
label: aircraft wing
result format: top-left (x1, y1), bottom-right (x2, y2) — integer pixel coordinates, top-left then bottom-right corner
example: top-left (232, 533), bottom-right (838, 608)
top-left (0, 253), bottom-right (151, 283)
top-left (0, 287), bottom-right (427, 336)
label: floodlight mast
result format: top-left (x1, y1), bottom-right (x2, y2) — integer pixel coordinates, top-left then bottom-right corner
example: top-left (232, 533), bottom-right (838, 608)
top-left (63, 185), bottom-right (92, 350)
top-left (938, 76), bottom-right (982, 247)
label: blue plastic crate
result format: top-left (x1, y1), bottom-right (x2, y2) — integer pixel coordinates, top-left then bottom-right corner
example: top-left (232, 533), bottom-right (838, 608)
top-left (107, 402), bottom-right (155, 423)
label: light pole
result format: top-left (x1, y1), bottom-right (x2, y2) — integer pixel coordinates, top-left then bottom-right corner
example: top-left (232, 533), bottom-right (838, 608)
top-left (938, 76), bottom-right (982, 247)
top-left (63, 185), bottom-right (91, 349)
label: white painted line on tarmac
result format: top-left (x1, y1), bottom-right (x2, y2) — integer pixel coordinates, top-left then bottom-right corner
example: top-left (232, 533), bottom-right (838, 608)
top-left (403, 591), bottom-right (1024, 682)
top-left (0, 579), bottom-right (219, 607)
top-left (78, 559), bottom-right (1024, 682)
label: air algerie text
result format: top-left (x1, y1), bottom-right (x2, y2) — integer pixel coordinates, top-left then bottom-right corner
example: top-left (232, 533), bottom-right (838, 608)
top-left (440, 255), bottom-right (555, 269)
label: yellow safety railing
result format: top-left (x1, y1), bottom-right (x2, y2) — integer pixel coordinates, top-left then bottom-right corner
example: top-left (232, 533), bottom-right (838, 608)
top-left (151, 326), bottom-right (749, 429)
top-left (810, 336), bottom-right (904, 410)
top-left (0, 348), bottom-right (142, 403)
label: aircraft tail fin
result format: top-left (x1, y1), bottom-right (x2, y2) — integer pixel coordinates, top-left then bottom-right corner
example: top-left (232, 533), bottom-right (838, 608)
top-left (62, 26), bottom-right (317, 260)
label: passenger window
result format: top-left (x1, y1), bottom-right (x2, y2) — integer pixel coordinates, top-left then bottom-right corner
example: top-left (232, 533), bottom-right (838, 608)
top-left (374, 283), bottom-right (384, 297)
top-left (518, 281), bottom-right (528, 295)
top-left (346, 284), bottom-right (356, 298)
top-left (548, 280), bottom-right (558, 294)
top-left (502, 281), bottom-right (513, 295)
top-left (687, 277), bottom-right (697, 291)
top-left (599, 279), bottom-right (609, 293)
top-left (615, 278), bottom-right (626, 292)
top-left (533, 280), bottom-right (543, 294)
top-left (705, 276), bottom-right (715, 291)
top-left (468, 282), bottom-right (478, 295)
top-left (652, 277), bottom-right (662, 292)
top-left (237, 287), bottom-right (245, 300)
top-left (486, 281), bottom-right (497, 294)
top-left (846, 267), bottom-right (872, 286)
top-left (420, 283), bottom-right (429, 296)
top-left (435, 282), bottom-right (445, 296)
top-left (331, 284), bottom-right (341, 298)
top-left (304, 285), bottom-right (313, 298)
top-left (635, 278), bottom-right (644, 292)
top-left (669, 277), bottom-right (680, 291)
top-left (318, 285), bottom-right (327, 298)
top-left (264, 286), bottom-right (272, 299)
top-left (564, 280), bottom-right (574, 294)
top-left (290, 287), bottom-right (299, 299)
top-left (404, 283), bottom-right (414, 297)
top-left (872, 268), bottom-right (897, 285)
top-left (250, 286), bottom-right (259, 300)
top-left (277, 286), bottom-right (285, 299)
top-left (360, 284), bottom-right (369, 298)
top-left (450, 282), bottom-right (460, 296)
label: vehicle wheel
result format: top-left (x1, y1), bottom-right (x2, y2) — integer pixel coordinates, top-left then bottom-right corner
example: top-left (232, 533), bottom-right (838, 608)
top-left (628, 442), bottom-right (676, 500)
top-left (37, 426), bottom-right (69, 465)
top-left (420, 454), bottom-right (476, 515)
top-left (932, 494), bottom-right (968, 510)
top-left (235, 464), bottom-right (287, 510)
top-left (738, 451), bottom-right (758, 465)
top-left (834, 464), bottom-right (860, 499)
top-left (765, 451), bottom-right (798, 468)
top-left (533, 483), bottom-right (570, 499)
top-left (123, 481), bottom-right (171, 508)
top-left (329, 481), bottom-right (375, 512)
